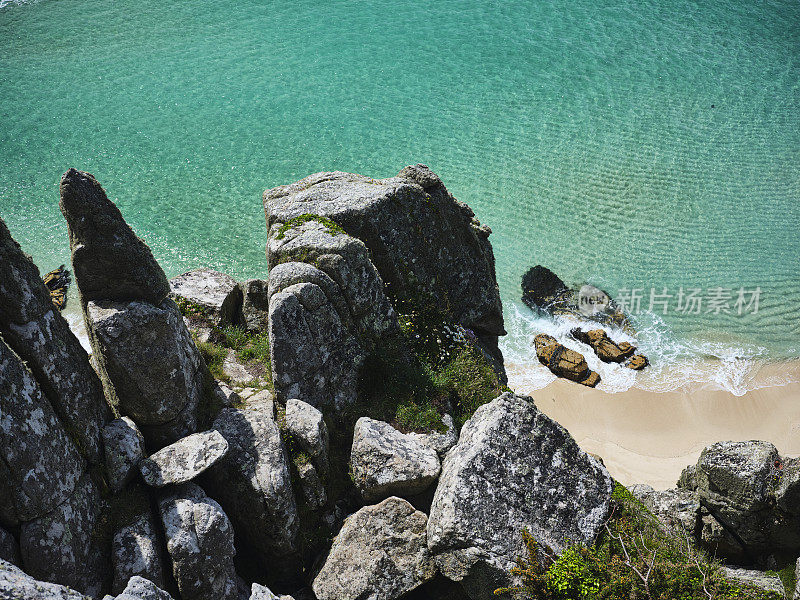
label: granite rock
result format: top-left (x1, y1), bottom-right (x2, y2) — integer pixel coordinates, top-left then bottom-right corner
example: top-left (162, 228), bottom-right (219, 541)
top-left (0, 528), bottom-right (20, 567)
top-left (169, 268), bottom-right (243, 327)
top-left (296, 461), bottom-right (327, 510)
top-left (312, 497), bottom-right (436, 600)
top-left (631, 486), bottom-right (700, 536)
top-left (241, 279), bottom-right (270, 332)
top-left (284, 398), bottom-right (329, 473)
top-left (408, 414), bottom-right (459, 458)
top-left (204, 405), bottom-right (299, 571)
top-left (112, 507), bottom-right (166, 594)
top-left (140, 430), bottom-right (229, 487)
top-left (103, 417), bottom-right (147, 493)
top-left (722, 567), bottom-right (786, 597)
top-left (59, 168), bottom-right (170, 305)
top-left (0, 337), bottom-right (85, 525)
top-left (427, 392), bottom-right (612, 598)
top-left (0, 559), bottom-right (91, 600)
top-left (158, 482), bottom-right (238, 600)
top-left (86, 298), bottom-right (203, 448)
top-left (115, 576), bottom-right (175, 600)
top-left (350, 417), bottom-right (441, 502)
top-left (19, 473), bottom-right (109, 597)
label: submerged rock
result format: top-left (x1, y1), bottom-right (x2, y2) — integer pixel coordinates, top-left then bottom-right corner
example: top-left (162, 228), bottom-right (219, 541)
top-left (534, 333), bottom-right (600, 387)
top-left (427, 392), bottom-right (612, 598)
top-left (571, 328), bottom-right (636, 363)
top-left (169, 268), bottom-right (243, 327)
top-left (350, 417), bottom-right (441, 502)
top-left (59, 168), bottom-right (170, 305)
top-left (312, 497), bottom-right (436, 600)
top-left (159, 483), bottom-right (238, 600)
top-left (139, 430), bottom-right (229, 487)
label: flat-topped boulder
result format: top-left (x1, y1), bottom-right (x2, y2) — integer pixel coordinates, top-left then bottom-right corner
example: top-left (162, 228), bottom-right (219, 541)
top-left (264, 165), bottom-right (506, 368)
top-left (427, 392), bottom-right (612, 598)
top-left (534, 333), bottom-right (600, 387)
top-left (350, 417), bottom-right (441, 502)
top-left (139, 430), bottom-right (229, 487)
top-left (312, 497), bottom-right (436, 600)
top-left (169, 268), bottom-right (243, 327)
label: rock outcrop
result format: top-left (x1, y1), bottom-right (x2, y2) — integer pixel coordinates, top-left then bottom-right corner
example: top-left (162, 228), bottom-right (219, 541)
top-left (629, 485), bottom-right (700, 537)
top-left (169, 268), bottom-right (243, 327)
top-left (60, 169), bottom-right (204, 450)
top-left (534, 333), bottom-right (601, 387)
top-left (312, 497), bottom-right (436, 600)
top-left (264, 165), bottom-right (507, 405)
top-left (0, 559), bottom-right (92, 600)
top-left (203, 405), bottom-right (299, 576)
top-left (427, 392), bottom-right (612, 598)
top-left (0, 216), bottom-right (109, 465)
top-left (139, 430), bottom-right (229, 487)
top-left (158, 483), bottom-right (238, 600)
top-left (571, 328), bottom-right (636, 363)
top-left (350, 417), bottom-right (441, 502)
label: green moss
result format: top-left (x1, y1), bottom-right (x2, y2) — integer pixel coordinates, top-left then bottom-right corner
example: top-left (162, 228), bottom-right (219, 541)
top-left (275, 214), bottom-right (345, 240)
top-left (495, 481), bottom-right (784, 600)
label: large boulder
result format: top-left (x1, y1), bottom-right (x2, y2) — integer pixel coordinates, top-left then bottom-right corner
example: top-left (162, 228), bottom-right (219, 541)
top-left (85, 299), bottom-right (203, 448)
top-left (139, 430), bottom-right (229, 487)
top-left (59, 168), bottom-right (169, 305)
top-left (112, 507), bottom-right (166, 594)
top-left (427, 392), bottom-right (612, 598)
top-left (571, 328), bottom-right (636, 363)
top-left (312, 497), bottom-right (436, 600)
top-left (19, 473), bottom-right (109, 597)
top-left (268, 279), bottom-right (363, 409)
top-left (158, 483), bottom-right (238, 600)
top-left (0, 217), bottom-right (109, 464)
top-left (103, 417), bottom-right (147, 494)
top-left (695, 440), bottom-right (779, 557)
top-left (0, 559), bottom-right (91, 600)
top-left (203, 405), bottom-right (299, 574)
top-left (264, 165), bottom-right (505, 367)
top-left (284, 398), bottom-right (329, 473)
top-left (521, 265), bottom-right (569, 308)
top-left (350, 417), bottom-right (441, 502)
top-left (534, 334), bottom-right (600, 387)
top-left (169, 268), bottom-right (243, 327)
top-left (0, 337), bottom-right (85, 526)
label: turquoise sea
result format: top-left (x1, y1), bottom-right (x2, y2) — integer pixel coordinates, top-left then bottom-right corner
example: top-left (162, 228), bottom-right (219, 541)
top-left (1, 0), bottom-right (798, 394)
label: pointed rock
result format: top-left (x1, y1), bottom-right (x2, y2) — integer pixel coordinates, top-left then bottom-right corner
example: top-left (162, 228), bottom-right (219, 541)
top-left (59, 168), bottom-right (170, 305)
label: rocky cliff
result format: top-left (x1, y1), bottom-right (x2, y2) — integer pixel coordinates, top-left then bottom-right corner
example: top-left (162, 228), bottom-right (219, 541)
top-left (0, 166), bottom-right (792, 600)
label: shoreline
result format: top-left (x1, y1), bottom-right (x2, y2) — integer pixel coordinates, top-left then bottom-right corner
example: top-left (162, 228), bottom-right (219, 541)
top-left (508, 360), bottom-right (800, 489)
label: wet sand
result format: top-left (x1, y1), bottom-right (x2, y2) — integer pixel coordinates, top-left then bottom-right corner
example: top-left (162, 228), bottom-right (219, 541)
top-left (508, 361), bottom-right (800, 489)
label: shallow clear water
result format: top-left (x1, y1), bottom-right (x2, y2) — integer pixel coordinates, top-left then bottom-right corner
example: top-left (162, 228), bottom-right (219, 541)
top-left (2, 0), bottom-right (798, 393)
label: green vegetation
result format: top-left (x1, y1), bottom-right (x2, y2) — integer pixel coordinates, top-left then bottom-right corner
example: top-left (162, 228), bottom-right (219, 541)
top-left (174, 296), bottom-right (208, 318)
top-left (356, 278), bottom-right (503, 433)
top-left (275, 213), bottom-right (346, 240)
top-left (494, 482), bottom-right (783, 600)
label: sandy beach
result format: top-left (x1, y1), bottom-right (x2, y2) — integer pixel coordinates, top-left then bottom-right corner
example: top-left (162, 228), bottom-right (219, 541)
top-left (508, 360), bottom-right (800, 489)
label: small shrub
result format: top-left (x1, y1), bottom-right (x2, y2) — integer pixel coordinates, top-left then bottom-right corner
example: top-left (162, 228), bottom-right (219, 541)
top-left (435, 345), bottom-right (503, 426)
top-left (197, 340), bottom-right (228, 382)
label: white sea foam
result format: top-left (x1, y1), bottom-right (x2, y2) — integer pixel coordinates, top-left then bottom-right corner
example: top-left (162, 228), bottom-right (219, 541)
top-left (501, 302), bottom-right (798, 397)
